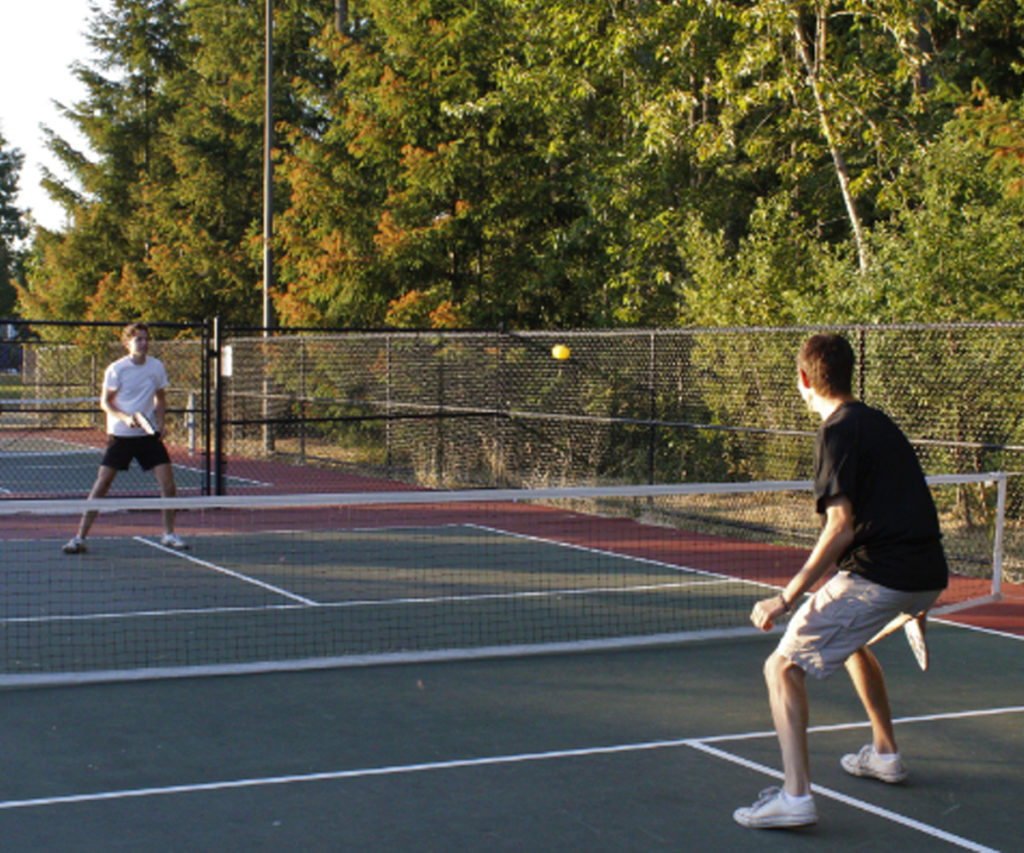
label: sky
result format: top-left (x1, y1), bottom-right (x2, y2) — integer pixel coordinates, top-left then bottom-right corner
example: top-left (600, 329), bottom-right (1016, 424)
top-left (0, 1), bottom-right (97, 233)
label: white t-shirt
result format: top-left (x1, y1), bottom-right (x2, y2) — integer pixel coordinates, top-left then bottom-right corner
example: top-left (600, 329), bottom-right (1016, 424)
top-left (103, 355), bottom-right (169, 437)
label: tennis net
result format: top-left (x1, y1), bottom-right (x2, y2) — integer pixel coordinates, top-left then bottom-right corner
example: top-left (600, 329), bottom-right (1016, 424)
top-left (0, 474), bottom-right (1007, 686)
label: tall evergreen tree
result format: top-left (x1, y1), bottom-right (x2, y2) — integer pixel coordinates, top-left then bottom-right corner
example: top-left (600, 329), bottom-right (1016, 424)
top-left (19, 0), bottom-right (188, 321)
top-left (0, 134), bottom-right (28, 317)
top-left (277, 0), bottom-right (562, 328)
top-left (14, 0), bottom-right (1024, 330)
top-left (20, 0), bottom-right (322, 324)
top-left (126, 0), bottom-right (324, 322)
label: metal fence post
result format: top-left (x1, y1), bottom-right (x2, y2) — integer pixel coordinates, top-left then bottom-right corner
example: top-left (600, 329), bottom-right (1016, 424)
top-left (648, 331), bottom-right (656, 484)
top-left (992, 473), bottom-right (1007, 600)
top-left (203, 320), bottom-right (211, 494)
top-left (386, 333), bottom-right (393, 475)
top-left (212, 316), bottom-right (226, 496)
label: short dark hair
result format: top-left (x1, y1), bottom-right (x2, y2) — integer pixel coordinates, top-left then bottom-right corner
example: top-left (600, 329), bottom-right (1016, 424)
top-left (121, 322), bottom-right (149, 342)
top-left (798, 333), bottom-right (854, 396)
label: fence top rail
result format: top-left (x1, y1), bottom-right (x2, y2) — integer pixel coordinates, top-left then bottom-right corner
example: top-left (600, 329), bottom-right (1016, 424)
top-left (223, 325), bottom-right (505, 336)
top-left (10, 319), bottom-right (1024, 339)
top-left (219, 321), bottom-right (1024, 340)
top-left (2, 319), bottom-right (206, 331)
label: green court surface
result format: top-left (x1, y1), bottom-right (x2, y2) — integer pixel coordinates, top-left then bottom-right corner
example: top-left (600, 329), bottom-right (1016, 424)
top-left (0, 444), bottom-right (263, 496)
top-left (0, 622), bottom-right (1020, 851)
top-left (1, 523), bottom-right (769, 681)
top-left (0, 447), bottom-right (213, 496)
top-left (1, 486), bottom-right (1019, 850)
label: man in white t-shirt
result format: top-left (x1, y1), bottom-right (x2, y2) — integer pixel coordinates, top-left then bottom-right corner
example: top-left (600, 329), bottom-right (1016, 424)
top-left (62, 322), bottom-right (187, 553)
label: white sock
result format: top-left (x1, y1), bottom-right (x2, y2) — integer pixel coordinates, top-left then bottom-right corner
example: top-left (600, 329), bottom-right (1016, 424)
top-left (782, 790), bottom-right (813, 804)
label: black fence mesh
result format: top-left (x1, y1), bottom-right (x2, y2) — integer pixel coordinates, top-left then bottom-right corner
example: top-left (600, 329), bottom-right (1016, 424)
top-left (215, 325), bottom-right (1024, 489)
top-left (5, 320), bottom-right (1021, 580)
top-left (0, 321), bottom-right (209, 497)
top-left (6, 321), bottom-right (1024, 493)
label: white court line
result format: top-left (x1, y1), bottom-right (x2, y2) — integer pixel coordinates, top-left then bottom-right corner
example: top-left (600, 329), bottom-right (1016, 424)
top-left (0, 580), bottom-right (710, 626)
top-left (934, 618), bottom-right (1024, 644)
top-left (467, 522), bottom-right (786, 595)
top-left (0, 740), bottom-right (691, 811)
top-left (701, 703), bottom-right (1024, 743)
top-left (99, 523), bottom-right (733, 623)
top-left (475, 522), bottom-right (1024, 646)
top-left (0, 705), bottom-right (1018, 852)
top-left (1, 521), bottom-right (735, 628)
top-left (133, 537), bottom-right (318, 605)
top-left (690, 742), bottom-right (1000, 853)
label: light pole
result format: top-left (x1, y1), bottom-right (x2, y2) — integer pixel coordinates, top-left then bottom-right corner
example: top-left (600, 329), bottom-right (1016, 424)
top-left (263, 0), bottom-right (274, 332)
top-left (262, 0), bottom-right (274, 453)
top-left (262, 3), bottom-right (346, 453)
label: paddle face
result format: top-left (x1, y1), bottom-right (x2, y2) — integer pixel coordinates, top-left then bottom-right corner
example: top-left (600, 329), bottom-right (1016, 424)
top-left (903, 616), bottom-right (929, 671)
top-left (867, 612), bottom-right (928, 671)
top-left (136, 411), bottom-right (159, 437)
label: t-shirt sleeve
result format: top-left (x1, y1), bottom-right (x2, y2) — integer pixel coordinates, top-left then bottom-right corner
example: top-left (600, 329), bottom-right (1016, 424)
top-left (156, 360), bottom-right (169, 390)
top-left (103, 362), bottom-right (120, 391)
top-left (814, 423), bottom-right (856, 514)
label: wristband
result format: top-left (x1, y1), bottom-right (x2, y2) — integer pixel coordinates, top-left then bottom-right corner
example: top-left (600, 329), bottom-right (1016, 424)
top-left (778, 593), bottom-right (791, 613)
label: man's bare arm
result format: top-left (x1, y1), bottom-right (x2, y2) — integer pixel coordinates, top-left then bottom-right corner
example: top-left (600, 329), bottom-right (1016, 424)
top-left (750, 496), bottom-right (855, 631)
top-left (100, 386), bottom-right (136, 429)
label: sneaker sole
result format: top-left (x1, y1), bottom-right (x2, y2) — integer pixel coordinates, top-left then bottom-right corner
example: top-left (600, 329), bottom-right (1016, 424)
top-left (734, 809), bottom-right (817, 828)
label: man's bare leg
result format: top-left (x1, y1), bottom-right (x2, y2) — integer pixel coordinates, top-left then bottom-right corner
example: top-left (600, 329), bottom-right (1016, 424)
top-left (78, 465), bottom-right (118, 539)
top-left (845, 646), bottom-right (898, 754)
top-left (765, 651), bottom-right (811, 796)
top-left (152, 462), bottom-right (177, 535)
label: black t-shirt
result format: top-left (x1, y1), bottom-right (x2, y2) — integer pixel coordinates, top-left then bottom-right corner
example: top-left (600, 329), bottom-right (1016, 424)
top-left (814, 401), bottom-right (948, 591)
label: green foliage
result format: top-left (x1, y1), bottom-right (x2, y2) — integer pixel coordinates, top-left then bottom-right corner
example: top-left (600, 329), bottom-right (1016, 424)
top-left (0, 134), bottom-right (28, 316)
top-left (13, 0), bottom-right (1024, 331)
top-left (277, 0), bottom-right (607, 328)
top-left (19, 0), bottom-right (322, 325)
top-left (821, 109), bottom-right (1024, 324)
top-left (18, 0), bottom-right (189, 321)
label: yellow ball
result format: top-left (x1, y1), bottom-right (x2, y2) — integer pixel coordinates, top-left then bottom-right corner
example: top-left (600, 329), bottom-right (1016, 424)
top-left (551, 344), bottom-right (571, 361)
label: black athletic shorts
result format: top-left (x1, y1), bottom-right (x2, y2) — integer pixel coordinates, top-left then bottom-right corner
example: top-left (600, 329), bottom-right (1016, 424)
top-left (101, 435), bottom-right (171, 472)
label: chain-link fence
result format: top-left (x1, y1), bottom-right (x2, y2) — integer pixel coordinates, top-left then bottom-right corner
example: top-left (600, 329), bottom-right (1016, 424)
top-left (7, 320), bottom-right (1024, 493)
top-left (0, 320), bottom-right (210, 497)
top-left (6, 319), bottom-right (1022, 580)
top-left (217, 324), bottom-right (1024, 486)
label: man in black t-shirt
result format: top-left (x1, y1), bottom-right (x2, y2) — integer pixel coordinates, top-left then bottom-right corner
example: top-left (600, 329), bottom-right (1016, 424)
top-left (813, 401), bottom-right (947, 592)
top-left (734, 333), bottom-right (948, 830)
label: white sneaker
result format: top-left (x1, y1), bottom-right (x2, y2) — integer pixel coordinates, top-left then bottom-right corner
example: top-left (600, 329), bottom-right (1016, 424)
top-left (841, 744), bottom-right (908, 783)
top-left (62, 536), bottom-right (87, 554)
top-left (160, 532), bottom-right (188, 550)
top-left (733, 786), bottom-right (817, 828)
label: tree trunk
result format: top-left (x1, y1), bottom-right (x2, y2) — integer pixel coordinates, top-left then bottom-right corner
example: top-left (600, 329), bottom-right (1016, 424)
top-left (790, 9), bottom-right (869, 272)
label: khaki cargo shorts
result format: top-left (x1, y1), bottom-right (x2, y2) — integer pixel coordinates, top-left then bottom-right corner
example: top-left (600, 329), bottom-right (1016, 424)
top-left (777, 571), bottom-right (942, 679)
